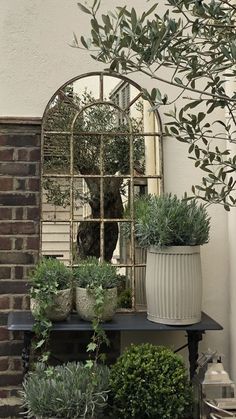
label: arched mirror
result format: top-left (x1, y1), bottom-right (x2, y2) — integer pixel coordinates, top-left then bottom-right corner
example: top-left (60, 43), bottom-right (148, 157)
top-left (41, 72), bottom-right (163, 311)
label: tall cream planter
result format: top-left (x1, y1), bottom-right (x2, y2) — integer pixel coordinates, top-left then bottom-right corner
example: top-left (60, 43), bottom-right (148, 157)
top-left (146, 246), bottom-right (202, 325)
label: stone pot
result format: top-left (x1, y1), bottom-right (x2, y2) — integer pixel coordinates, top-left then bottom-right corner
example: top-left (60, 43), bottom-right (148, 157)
top-left (146, 246), bottom-right (202, 325)
top-left (76, 286), bottom-right (117, 321)
top-left (31, 288), bottom-right (72, 321)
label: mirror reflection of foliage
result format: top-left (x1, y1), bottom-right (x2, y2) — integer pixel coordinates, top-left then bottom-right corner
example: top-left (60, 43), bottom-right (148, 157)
top-left (44, 89), bottom-right (144, 178)
top-left (42, 178), bottom-right (88, 209)
top-left (43, 84), bottom-right (146, 261)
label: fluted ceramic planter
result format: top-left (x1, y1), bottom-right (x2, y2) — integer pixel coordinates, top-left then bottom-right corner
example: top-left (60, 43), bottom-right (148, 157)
top-left (31, 288), bottom-right (72, 321)
top-left (76, 287), bottom-right (117, 321)
top-left (146, 246), bottom-right (202, 325)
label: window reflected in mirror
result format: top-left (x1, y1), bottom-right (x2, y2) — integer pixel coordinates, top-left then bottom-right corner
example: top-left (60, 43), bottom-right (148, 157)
top-left (41, 72), bottom-right (163, 311)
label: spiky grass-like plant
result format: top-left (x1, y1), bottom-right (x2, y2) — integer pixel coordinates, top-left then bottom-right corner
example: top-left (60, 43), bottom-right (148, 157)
top-left (21, 362), bottom-right (109, 418)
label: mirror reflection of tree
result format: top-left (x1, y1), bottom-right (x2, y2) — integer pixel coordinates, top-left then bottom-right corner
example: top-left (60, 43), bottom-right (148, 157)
top-left (43, 87), bottom-right (144, 261)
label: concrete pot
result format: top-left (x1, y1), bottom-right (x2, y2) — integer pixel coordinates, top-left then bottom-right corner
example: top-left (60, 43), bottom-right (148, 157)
top-left (31, 288), bottom-right (72, 321)
top-left (146, 246), bottom-right (202, 325)
top-left (76, 286), bottom-right (117, 321)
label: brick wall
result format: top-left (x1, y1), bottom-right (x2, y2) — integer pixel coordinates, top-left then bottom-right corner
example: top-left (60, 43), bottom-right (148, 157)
top-left (0, 118), bottom-right (41, 417)
top-left (0, 118), bottom-right (121, 418)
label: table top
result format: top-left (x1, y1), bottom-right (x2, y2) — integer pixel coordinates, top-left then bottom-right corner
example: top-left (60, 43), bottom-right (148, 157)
top-left (8, 311), bottom-right (223, 332)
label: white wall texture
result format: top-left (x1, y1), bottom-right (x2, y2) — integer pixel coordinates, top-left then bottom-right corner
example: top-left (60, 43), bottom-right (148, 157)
top-left (1, 0), bottom-right (232, 375)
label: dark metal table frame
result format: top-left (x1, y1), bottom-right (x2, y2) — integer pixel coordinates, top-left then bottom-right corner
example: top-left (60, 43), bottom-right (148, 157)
top-left (7, 311), bottom-right (222, 380)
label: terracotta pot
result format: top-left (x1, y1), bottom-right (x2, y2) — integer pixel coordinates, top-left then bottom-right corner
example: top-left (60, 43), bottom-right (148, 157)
top-left (76, 286), bottom-right (117, 321)
top-left (31, 288), bottom-right (72, 321)
top-left (146, 246), bottom-right (202, 325)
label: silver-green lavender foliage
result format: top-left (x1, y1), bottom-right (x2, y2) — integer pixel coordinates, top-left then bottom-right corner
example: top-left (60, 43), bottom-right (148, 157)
top-left (21, 362), bottom-right (109, 418)
top-left (73, 257), bottom-right (119, 289)
top-left (135, 194), bottom-right (210, 248)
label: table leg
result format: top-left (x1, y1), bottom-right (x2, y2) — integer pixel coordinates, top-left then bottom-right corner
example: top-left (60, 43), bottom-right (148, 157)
top-left (187, 331), bottom-right (203, 380)
top-left (22, 331), bottom-right (33, 376)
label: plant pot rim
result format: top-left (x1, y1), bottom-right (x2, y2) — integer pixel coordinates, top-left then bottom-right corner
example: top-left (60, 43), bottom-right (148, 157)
top-left (31, 286), bottom-right (72, 292)
top-left (75, 286), bottom-right (117, 291)
top-left (148, 245), bottom-right (201, 254)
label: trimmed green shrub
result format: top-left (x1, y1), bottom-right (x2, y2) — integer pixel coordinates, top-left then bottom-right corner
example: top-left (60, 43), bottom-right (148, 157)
top-left (109, 343), bottom-right (192, 419)
top-left (21, 362), bottom-right (109, 418)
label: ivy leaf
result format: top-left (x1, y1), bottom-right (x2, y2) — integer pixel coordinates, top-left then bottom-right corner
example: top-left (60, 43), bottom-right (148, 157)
top-left (85, 360), bottom-right (94, 369)
top-left (87, 342), bottom-right (97, 352)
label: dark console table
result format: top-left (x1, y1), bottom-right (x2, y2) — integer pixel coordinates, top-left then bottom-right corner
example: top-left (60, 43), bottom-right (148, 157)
top-left (8, 311), bottom-right (222, 379)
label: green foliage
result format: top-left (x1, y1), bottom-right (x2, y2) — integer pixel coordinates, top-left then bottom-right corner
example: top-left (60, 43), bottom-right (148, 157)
top-left (21, 362), bottom-right (110, 418)
top-left (30, 258), bottom-right (72, 358)
top-left (44, 89), bottom-right (144, 192)
top-left (75, 0), bottom-right (236, 209)
top-left (134, 194), bottom-right (210, 248)
top-left (117, 288), bottom-right (132, 308)
top-left (73, 257), bottom-right (119, 289)
top-left (30, 258), bottom-right (72, 294)
top-left (109, 343), bottom-right (192, 419)
top-left (74, 258), bottom-right (120, 365)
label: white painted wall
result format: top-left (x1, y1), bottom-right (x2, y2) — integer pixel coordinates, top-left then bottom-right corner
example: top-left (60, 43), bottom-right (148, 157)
top-left (0, 0), bottom-right (231, 373)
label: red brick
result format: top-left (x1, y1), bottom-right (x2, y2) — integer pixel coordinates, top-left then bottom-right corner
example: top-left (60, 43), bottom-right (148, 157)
top-left (26, 237), bottom-right (39, 250)
top-left (15, 266), bottom-right (23, 279)
top-left (0, 134), bottom-right (39, 147)
top-left (15, 207), bottom-right (23, 220)
top-left (17, 149), bottom-right (28, 161)
top-left (0, 297), bottom-right (10, 310)
top-left (1, 163), bottom-right (36, 176)
top-left (28, 177), bottom-right (40, 191)
top-left (0, 389), bottom-right (8, 398)
top-left (0, 178), bottom-right (13, 191)
top-left (0, 373), bottom-right (23, 386)
top-left (0, 281), bottom-right (28, 295)
top-left (14, 178), bottom-right (26, 191)
top-left (0, 149), bottom-right (14, 161)
top-left (0, 397), bottom-right (22, 417)
top-left (0, 328), bottom-right (9, 341)
top-left (12, 358), bottom-right (22, 371)
top-left (0, 252), bottom-right (34, 265)
top-left (0, 237), bottom-right (12, 250)
top-left (27, 207), bottom-right (40, 220)
top-left (0, 193), bottom-right (37, 206)
top-left (14, 238), bottom-right (24, 250)
top-left (12, 296), bottom-right (23, 310)
top-left (29, 148), bottom-right (40, 161)
top-left (0, 267), bottom-right (11, 279)
top-left (0, 208), bottom-right (11, 219)
top-left (0, 358), bottom-right (8, 371)
top-left (0, 221), bottom-right (37, 235)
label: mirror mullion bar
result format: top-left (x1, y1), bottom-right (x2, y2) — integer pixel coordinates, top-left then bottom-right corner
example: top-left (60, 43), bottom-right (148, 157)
top-left (100, 135), bottom-right (104, 262)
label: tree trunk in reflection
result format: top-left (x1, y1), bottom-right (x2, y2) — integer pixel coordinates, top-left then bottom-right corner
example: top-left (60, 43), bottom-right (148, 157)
top-left (77, 177), bottom-right (124, 261)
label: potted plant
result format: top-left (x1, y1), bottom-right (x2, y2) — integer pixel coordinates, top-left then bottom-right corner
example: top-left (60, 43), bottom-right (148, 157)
top-left (30, 258), bottom-right (73, 358)
top-left (73, 257), bottom-right (120, 322)
top-left (108, 343), bottom-right (192, 419)
top-left (30, 257), bottom-right (73, 322)
top-left (134, 194), bottom-right (210, 325)
top-left (20, 361), bottom-right (110, 418)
